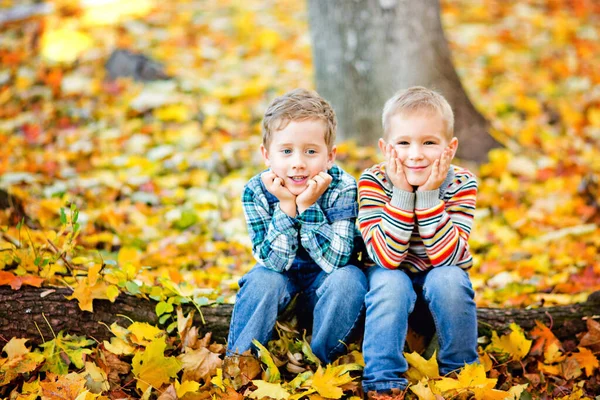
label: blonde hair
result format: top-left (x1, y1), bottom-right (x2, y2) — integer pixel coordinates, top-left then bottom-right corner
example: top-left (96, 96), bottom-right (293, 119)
top-left (382, 86), bottom-right (454, 139)
top-left (262, 88), bottom-right (337, 150)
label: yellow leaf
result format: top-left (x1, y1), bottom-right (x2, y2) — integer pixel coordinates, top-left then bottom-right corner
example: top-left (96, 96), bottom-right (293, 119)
top-left (310, 365), bottom-right (357, 400)
top-left (572, 347), bottom-right (599, 376)
top-left (3, 338), bottom-right (29, 359)
top-left (507, 384), bottom-right (528, 400)
top-left (41, 30), bottom-right (93, 64)
top-left (538, 361), bottom-right (561, 376)
top-left (175, 380), bottom-right (200, 397)
top-left (588, 107), bottom-right (600, 127)
top-left (479, 351), bottom-right (493, 372)
top-left (248, 380), bottom-right (290, 400)
top-left (118, 247), bottom-right (141, 270)
top-left (486, 323), bottom-right (532, 361)
top-left (132, 338), bottom-right (181, 392)
top-left (128, 322), bottom-right (163, 346)
top-left (252, 339), bottom-right (280, 383)
top-left (154, 104), bottom-right (190, 123)
top-left (82, 0), bottom-right (155, 26)
top-left (434, 363), bottom-right (497, 395)
top-left (84, 362), bottom-right (110, 394)
top-left (404, 350), bottom-right (439, 382)
top-left (103, 337), bottom-right (136, 356)
top-left (211, 368), bottom-right (225, 390)
top-left (71, 257), bottom-right (90, 265)
top-left (544, 342), bottom-right (566, 364)
top-left (409, 379), bottom-right (436, 400)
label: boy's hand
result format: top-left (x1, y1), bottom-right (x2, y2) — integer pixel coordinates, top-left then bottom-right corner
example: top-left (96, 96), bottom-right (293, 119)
top-left (418, 147), bottom-right (453, 192)
top-left (261, 171), bottom-right (297, 217)
top-left (296, 171), bottom-right (332, 214)
top-left (384, 144), bottom-right (413, 192)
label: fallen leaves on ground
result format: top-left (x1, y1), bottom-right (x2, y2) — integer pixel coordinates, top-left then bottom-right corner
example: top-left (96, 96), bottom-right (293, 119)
top-left (1, 0), bottom-right (600, 397)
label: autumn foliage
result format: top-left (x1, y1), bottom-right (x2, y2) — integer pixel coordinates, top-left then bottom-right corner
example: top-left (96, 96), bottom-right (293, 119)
top-left (1, 0), bottom-right (600, 398)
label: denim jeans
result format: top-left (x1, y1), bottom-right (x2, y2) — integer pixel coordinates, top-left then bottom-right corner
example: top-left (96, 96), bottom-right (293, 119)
top-left (362, 265), bottom-right (478, 393)
top-left (227, 261), bottom-right (367, 363)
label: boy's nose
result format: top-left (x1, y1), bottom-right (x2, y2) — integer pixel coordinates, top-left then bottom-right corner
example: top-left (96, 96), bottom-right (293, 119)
top-left (291, 154), bottom-right (306, 169)
top-left (408, 145), bottom-right (423, 160)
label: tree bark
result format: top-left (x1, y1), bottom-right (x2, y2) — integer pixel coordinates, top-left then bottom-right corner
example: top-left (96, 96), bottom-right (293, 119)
top-left (1, 286), bottom-right (598, 345)
top-left (307, 0), bottom-right (499, 162)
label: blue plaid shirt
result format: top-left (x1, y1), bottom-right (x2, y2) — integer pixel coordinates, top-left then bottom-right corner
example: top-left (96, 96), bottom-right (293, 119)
top-left (242, 165), bottom-right (358, 274)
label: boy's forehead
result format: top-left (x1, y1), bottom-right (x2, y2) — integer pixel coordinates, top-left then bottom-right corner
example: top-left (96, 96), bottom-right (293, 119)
top-left (271, 119), bottom-right (328, 143)
top-left (386, 110), bottom-right (450, 140)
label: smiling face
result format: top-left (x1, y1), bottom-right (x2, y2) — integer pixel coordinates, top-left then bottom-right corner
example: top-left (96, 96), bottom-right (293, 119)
top-left (261, 119), bottom-right (337, 196)
top-left (380, 111), bottom-right (458, 187)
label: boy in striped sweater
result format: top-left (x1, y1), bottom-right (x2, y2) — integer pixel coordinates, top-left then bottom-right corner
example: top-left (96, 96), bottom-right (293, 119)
top-left (358, 87), bottom-right (479, 398)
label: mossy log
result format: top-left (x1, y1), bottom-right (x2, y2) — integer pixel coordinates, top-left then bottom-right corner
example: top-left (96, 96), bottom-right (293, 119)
top-left (1, 286), bottom-right (599, 345)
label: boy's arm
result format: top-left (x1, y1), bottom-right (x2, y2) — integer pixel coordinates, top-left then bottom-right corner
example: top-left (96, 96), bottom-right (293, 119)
top-left (243, 184), bottom-right (298, 272)
top-left (297, 177), bottom-right (357, 274)
top-left (357, 168), bottom-right (415, 269)
top-left (415, 171), bottom-right (477, 269)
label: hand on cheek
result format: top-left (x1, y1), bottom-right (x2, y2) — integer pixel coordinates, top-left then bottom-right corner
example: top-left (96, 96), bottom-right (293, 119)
top-left (261, 171), bottom-right (297, 216)
top-left (418, 147), bottom-right (453, 192)
top-left (297, 171), bottom-right (332, 214)
top-left (386, 144), bottom-right (413, 192)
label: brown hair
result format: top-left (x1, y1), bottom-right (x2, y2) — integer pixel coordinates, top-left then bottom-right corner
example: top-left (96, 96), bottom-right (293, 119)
top-left (262, 88), bottom-right (337, 150)
top-left (382, 86), bottom-right (454, 139)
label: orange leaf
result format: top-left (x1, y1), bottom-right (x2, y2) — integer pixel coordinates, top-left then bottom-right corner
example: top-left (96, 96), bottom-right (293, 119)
top-left (572, 347), bottom-right (599, 376)
top-left (0, 271), bottom-right (44, 290)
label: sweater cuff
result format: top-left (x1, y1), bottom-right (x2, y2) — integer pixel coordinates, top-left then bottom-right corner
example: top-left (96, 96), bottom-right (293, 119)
top-left (391, 187), bottom-right (415, 210)
top-left (416, 189), bottom-right (441, 209)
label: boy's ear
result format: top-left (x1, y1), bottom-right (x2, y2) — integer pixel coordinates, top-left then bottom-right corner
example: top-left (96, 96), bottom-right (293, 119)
top-left (326, 146), bottom-right (337, 170)
top-left (378, 138), bottom-right (388, 157)
top-left (260, 144), bottom-right (271, 167)
top-left (448, 137), bottom-right (458, 158)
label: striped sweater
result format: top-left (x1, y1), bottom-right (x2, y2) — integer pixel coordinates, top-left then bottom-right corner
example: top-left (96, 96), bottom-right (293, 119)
top-left (357, 162), bottom-right (478, 273)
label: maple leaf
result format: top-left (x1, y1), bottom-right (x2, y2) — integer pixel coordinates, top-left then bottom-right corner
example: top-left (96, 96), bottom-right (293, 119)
top-left (131, 337), bottom-right (181, 392)
top-left (434, 363), bottom-right (510, 400)
top-left (222, 352), bottom-right (261, 390)
top-left (571, 346), bottom-right (599, 376)
top-left (65, 263), bottom-right (118, 312)
top-left (404, 350), bottom-right (440, 382)
top-left (84, 361), bottom-right (109, 394)
top-left (40, 332), bottom-right (94, 375)
top-left (175, 379), bottom-right (200, 397)
top-left (128, 322), bottom-right (164, 346)
top-left (486, 323), bottom-right (532, 361)
top-left (579, 319), bottom-right (600, 352)
top-left (249, 380), bottom-right (290, 400)
top-left (2, 338), bottom-right (30, 359)
top-left (179, 346), bottom-right (222, 382)
top-left (309, 364), bottom-right (359, 399)
top-left (530, 320), bottom-right (561, 356)
top-left (39, 372), bottom-right (87, 400)
top-left (0, 271), bottom-right (44, 290)
top-left (409, 379), bottom-right (436, 400)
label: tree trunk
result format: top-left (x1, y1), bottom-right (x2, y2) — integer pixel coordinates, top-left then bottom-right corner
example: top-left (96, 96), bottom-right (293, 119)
top-left (2, 286), bottom-right (598, 345)
top-left (307, 0), bottom-right (499, 162)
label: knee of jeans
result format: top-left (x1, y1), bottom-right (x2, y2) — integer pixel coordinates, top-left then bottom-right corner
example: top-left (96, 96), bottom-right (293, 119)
top-left (367, 267), bottom-right (415, 307)
top-left (242, 267), bottom-right (288, 297)
top-left (319, 265), bottom-right (367, 299)
top-left (423, 266), bottom-right (474, 303)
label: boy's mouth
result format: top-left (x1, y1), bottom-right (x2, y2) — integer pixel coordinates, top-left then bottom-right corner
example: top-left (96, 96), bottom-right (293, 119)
top-left (289, 175), bottom-right (308, 184)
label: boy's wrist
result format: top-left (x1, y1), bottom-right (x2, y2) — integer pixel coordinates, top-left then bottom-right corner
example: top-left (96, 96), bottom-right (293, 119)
top-left (279, 200), bottom-right (297, 218)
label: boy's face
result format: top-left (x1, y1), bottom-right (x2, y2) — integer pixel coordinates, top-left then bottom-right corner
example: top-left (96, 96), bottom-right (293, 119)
top-left (380, 111), bottom-right (458, 187)
top-left (261, 119), bottom-right (336, 196)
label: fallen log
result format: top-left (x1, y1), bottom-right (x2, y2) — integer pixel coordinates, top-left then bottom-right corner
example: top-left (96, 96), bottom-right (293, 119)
top-left (1, 286), bottom-right (599, 345)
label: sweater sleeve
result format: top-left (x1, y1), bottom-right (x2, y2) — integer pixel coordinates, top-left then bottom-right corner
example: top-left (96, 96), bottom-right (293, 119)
top-left (414, 172), bottom-right (478, 269)
top-left (357, 167), bottom-right (416, 269)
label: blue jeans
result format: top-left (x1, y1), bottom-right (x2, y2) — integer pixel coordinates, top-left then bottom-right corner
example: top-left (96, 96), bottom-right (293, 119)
top-left (362, 266), bottom-right (478, 392)
top-left (227, 261), bottom-right (367, 363)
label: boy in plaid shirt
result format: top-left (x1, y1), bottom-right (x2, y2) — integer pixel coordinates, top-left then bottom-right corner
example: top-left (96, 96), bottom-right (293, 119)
top-left (227, 89), bottom-right (367, 363)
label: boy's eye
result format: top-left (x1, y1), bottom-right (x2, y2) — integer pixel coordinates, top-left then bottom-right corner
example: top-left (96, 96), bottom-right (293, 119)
top-left (424, 141), bottom-right (437, 145)
top-left (282, 149), bottom-right (292, 154)
top-left (396, 141), bottom-right (409, 146)
top-left (306, 149), bottom-right (316, 155)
